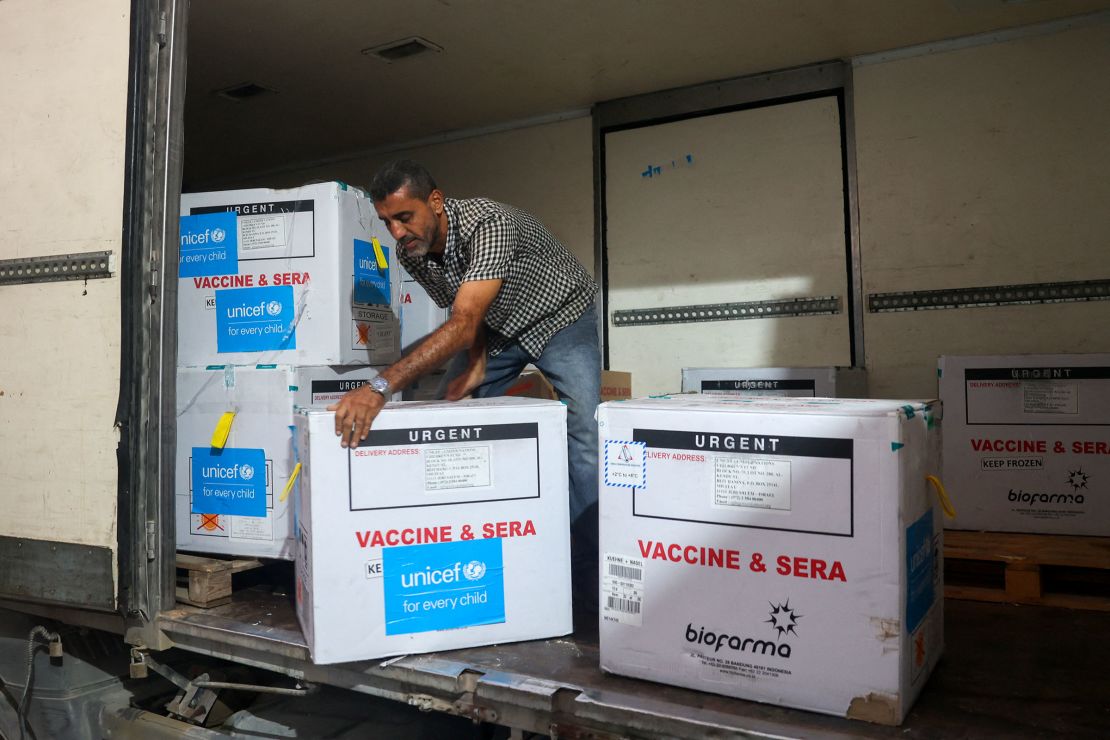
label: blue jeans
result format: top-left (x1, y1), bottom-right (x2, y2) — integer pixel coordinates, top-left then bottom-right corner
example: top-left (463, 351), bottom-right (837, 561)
top-left (442, 302), bottom-right (601, 525)
top-left (442, 303), bottom-right (601, 610)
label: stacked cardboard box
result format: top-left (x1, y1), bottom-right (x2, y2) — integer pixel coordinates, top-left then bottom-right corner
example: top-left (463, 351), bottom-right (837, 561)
top-left (175, 365), bottom-right (395, 559)
top-left (939, 353), bottom-right (1110, 535)
top-left (597, 395), bottom-right (943, 724)
top-left (176, 183), bottom-right (404, 559)
top-left (294, 397), bottom-right (572, 663)
top-left (681, 367), bottom-right (868, 398)
top-left (506, 369), bottom-right (633, 402)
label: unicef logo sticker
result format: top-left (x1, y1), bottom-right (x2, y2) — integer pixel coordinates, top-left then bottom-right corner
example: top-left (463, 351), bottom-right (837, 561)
top-left (266, 300), bottom-right (283, 317)
top-left (463, 560), bottom-right (486, 581)
top-left (239, 464), bottom-right (255, 481)
top-left (211, 227), bottom-right (227, 243)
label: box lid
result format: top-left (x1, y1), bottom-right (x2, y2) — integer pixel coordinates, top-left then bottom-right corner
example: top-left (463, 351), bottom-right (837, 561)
top-left (601, 395), bottom-right (935, 418)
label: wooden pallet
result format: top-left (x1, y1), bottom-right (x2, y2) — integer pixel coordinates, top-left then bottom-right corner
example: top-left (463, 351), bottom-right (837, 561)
top-left (944, 531), bottom-right (1110, 611)
top-left (175, 553), bottom-right (264, 608)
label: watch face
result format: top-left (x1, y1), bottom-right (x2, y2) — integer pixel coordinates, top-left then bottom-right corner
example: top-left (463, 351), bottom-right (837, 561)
top-left (370, 377), bottom-right (391, 395)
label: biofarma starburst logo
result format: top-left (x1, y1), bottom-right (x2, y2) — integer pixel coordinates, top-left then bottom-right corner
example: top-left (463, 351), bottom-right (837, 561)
top-left (766, 599), bottom-right (802, 639)
top-left (1066, 468), bottom-right (1089, 492)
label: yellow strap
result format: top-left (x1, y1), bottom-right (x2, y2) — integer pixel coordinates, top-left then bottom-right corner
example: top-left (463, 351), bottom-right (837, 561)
top-left (280, 462), bottom-right (302, 503)
top-left (371, 237), bottom-right (388, 270)
top-left (209, 411), bottom-right (236, 449)
top-left (926, 475), bottom-right (956, 518)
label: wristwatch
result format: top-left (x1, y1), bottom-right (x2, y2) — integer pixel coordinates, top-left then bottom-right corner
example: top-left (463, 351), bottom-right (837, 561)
top-left (367, 376), bottom-right (392, 399)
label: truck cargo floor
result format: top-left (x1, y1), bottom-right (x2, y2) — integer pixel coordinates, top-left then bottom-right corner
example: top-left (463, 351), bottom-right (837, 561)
top-left (158, 588), bottom-right (1109, 738)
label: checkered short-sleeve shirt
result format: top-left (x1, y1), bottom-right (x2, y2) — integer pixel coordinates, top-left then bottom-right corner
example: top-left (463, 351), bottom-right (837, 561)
top-left (397, 197), bottom-right (598, 358)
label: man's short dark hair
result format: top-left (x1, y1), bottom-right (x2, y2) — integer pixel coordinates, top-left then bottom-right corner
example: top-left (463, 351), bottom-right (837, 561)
top-left (369, 160), bottom-right (438, 202)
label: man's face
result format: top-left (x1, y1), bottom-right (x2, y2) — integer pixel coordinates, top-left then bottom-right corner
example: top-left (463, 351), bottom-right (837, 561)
top-left (374, 185), bottom-right (444, 258)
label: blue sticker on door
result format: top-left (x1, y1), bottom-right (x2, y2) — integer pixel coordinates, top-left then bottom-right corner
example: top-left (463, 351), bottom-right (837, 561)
top-left (191, 447), bottom-right (267, 517)
top-left (179, 212), bottom-right (238, 277)
top-left (353, 239), bottom-right (391, 305)
top-left (382, 539), bottom-right (505, 635)
top-left (905, 508), bottom-right (935, 633)
top-left (215, 285), bottom-right (296, 353)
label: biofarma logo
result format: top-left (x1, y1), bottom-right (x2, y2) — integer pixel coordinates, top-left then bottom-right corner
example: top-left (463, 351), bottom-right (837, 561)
top-left (684, 601), bottom-right (802, 659)
top-left (1009, 469), bottom-right (1090, 507)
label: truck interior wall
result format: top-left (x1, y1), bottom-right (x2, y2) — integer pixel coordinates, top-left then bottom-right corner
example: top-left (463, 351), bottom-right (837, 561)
top-left (603, 96), bottom-right (853, 394)
top-left (0, 1), bottom-right (131, 557)
top-left (193, 19), bottom-right (1109, 400)
top-left (854, 21), bottom-right (1110, 398)
top-left (225, 117), bottom-right (598, 277)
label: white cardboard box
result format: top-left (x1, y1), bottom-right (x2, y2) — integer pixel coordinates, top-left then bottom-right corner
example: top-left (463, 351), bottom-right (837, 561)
top-left (292, 364), bottom-right (394, 408)
top-left (294, 397), bottom-right (573, 664)
top-left (175, 365), bottom-right (298, 559)
top-left (939, 353), bottom-right (1110, 535)
top-left (598, 395), bottom-right (943, 725)
top-left (681, 367), bottom-right (868, 397)
top-left (175, 364), bottom-right (390, 560)
top-left (178, 182), bottom-right (400, 367)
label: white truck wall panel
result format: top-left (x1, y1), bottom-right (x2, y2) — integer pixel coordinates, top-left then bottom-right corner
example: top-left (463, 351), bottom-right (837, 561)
top-left (178, 182), bottom-right (400, 367)
top-left (295, 397), bottom-right (572, 664)
top-left (598, 396), bottom-right (943, 724)
top-left (939, 354), bottom-right (1110, 535)
top-left (681, 367), bottom-right (868, 398)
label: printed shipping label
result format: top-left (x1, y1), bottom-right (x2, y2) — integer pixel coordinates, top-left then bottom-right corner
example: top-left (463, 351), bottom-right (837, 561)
top-left (190, 447), bottom-right (267, 517)
top-left (230, 513), bottom-right (274, 541)
top-left (382, 539), bottom-right (506, 636)
top-left (1022, 381), bottom-right (1078, 414)
top-left (179, 212), bottom-right (238, 277)
top-left (713, 456), bottom-right (792, 510)
top-left (605, 440), bottom-right (646, 488)
top-left (700, 379), bottom-right (816, 397)
top-left (191, 200), bottom-right (313, 254)
top-left (425, 446), bottom-right (492, 491)
top-left (310, 379), bottom-right (371, 404)
top-left (215, 285), bottom-right (297, 353)
top-left (353, 239), bottom-right (392, 305)
top-left (964, 367), bottom-right (1110, 424)
top-left (239, 213), bottom-right (289, 250)
top-left (629, 428), bottom-right (853, 536)
top-left (602, 553), bottom-right (644, 626)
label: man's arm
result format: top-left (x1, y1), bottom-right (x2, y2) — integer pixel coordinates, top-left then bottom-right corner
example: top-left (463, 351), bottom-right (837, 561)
top-left (330, 278), bottom-right (502, 447)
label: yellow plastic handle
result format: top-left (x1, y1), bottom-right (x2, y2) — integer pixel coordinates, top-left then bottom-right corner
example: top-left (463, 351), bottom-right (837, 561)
top-left (280, 462), bottom-right (302, 503)
top-left (926, 475), bottom-right (956, 518)
top-left (371, 237), bottom-right (388, 270)
top-left (210, 411), bottom-right (236, 449)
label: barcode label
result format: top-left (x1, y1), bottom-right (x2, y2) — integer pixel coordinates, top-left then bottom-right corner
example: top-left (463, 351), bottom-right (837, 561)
top-left (606, 596), bottom-right (642, 614)
top-left (608, 563), bottom-right (643, 580)
top-left (602, 552), bottom-right (645, 627)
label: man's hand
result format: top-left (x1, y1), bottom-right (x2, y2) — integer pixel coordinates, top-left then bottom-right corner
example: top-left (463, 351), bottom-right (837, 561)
top-left (445, 350), bottom-right (487, 400)
top-left (328, 386), bottom-right (387, 448)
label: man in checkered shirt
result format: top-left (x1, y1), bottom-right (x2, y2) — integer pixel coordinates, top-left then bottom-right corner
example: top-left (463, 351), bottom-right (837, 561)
top-left (331, 160), bottom-right (601, 621)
